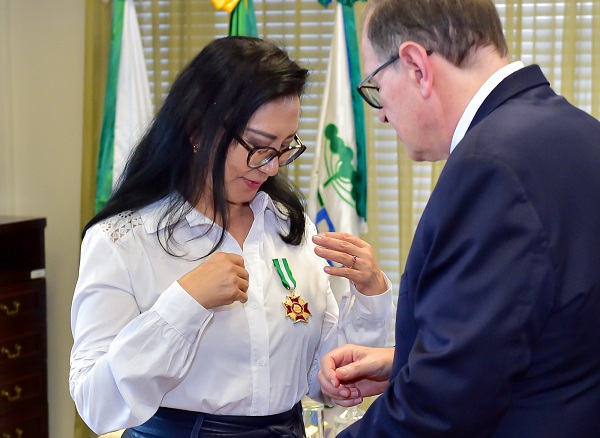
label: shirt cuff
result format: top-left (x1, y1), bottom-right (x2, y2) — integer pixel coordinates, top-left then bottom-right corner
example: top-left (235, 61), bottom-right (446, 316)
top-left (351, 274), bottom-right (393, 320)
top-left (153, 281), bottom-right (212, 343)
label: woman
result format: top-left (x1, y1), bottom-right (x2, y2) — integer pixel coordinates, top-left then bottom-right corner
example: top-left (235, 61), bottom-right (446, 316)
top-left (70, 36), bottom-right (394, 437)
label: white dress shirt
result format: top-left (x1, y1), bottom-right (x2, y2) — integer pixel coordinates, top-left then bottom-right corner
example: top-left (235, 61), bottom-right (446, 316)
top-left (69, 191), bottom-right (395, 434)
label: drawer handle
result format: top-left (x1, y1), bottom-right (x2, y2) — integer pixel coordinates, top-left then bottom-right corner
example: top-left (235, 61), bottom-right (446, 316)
top-left (0, 301), bottom-right (20, 316)
top-left (1, 344), bottom-right (22, 359)
top-left (0, 385), bottom-right (22, 402)
top-left (2, 428), bottom-right (23, 438)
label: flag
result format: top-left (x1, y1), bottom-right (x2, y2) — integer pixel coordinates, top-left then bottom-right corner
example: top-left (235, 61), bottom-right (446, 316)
top-left (229, 0), bottom-right (258, 36)
top-left (212, 0), bottom-right (258, 37)
top-left (96, 0), bottom-right (153, 212)
top-left (308, 1), bottom-right (368, 300)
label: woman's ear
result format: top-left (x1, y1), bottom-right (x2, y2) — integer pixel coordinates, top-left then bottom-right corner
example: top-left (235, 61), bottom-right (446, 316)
top-left (189, 133), bottom-right (200, 154)
top-left (189, 129), bottom-right (199, 145)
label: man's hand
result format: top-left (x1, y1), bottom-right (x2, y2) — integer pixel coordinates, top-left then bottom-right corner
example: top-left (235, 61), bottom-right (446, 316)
top-left (318, 344), bottom-right (394, 407)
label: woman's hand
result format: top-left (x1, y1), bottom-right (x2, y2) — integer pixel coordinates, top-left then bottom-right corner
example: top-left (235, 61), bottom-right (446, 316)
top-left (312, 232), bottom-right (387, 296)
top-left (178, 252), bottom-right (249, 309)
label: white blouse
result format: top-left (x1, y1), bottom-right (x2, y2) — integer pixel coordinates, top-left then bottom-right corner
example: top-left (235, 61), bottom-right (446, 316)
top-left (69, 192), bottom-right (394, 434)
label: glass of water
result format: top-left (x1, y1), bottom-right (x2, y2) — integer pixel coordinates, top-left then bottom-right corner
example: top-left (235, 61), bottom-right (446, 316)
top-left (302, 396), bottom-right (325, 438)
top-left (333, 405), bottom-right (365, 435)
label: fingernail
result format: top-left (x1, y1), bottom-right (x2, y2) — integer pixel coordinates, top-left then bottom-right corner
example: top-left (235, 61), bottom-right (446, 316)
top-left (312, 235), bottom-right (322, 242)
top-left (340, 389), bottom-right (349, 397)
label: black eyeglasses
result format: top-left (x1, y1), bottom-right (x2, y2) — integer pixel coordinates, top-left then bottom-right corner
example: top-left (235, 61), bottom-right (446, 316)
top-left (234, 134), bottom-right (306, 169)
top-left (357, 49), bottom-right (433, 109)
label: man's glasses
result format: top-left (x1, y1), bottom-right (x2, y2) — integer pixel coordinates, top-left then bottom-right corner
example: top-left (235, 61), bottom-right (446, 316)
top-left (234, 134), bottom-right (306, 169)
top-left (357, 55), bottom-right (399, 109)
top-left (357, 50), bottom-right (433, 109)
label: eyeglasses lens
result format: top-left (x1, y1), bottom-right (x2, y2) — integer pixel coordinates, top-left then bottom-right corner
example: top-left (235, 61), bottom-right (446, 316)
top-left (247, 138), bottom-right (305, 168)
top-left (279, 143), bottom-right (304, 166)
top-left (248, 149), bottom-right (276, 168)
top-left (362, 86), bottom-right (381, 109)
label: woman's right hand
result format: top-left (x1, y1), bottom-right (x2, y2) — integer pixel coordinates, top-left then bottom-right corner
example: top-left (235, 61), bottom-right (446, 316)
top-left (178, 252), bottom-right (249, 309)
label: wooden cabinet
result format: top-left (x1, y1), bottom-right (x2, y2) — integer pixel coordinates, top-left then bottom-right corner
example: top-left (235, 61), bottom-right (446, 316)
top-left (0, 217), bottom-right (48, 438)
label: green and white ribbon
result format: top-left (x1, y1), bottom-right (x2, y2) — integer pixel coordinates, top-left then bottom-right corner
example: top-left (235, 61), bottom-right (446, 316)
top-left (273, 258), bottom-right (296, 292)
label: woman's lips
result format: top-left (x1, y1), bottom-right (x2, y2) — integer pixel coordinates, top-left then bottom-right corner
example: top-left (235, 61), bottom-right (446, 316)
top-left (243, 178), bottom-right (263, 190)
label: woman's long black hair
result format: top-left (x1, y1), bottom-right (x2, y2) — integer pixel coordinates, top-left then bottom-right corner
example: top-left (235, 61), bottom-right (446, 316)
top-left (84, 36), bottom-right (309, 257)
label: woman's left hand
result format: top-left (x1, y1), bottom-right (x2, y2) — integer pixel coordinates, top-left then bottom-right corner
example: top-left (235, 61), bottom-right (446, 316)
top-left (312, 232), bottom-right (387, 296)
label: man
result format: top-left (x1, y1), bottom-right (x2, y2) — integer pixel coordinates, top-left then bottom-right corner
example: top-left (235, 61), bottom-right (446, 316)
top-left (315, 0), bottom-right (600, 436)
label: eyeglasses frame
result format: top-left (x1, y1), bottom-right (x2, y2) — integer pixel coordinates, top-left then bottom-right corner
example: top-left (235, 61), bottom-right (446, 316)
top-left (357, 49), bottom-right (433, 109)
top-left (234, 133), bottom-right (306, 169)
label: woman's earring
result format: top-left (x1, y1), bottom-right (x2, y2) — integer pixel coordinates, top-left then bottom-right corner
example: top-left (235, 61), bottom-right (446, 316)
top-left (193, 144), bottom-right (199, 154)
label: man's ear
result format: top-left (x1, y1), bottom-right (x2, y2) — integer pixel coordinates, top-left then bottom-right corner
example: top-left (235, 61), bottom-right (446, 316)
top-left (399, 41), bottom-right (433, 97)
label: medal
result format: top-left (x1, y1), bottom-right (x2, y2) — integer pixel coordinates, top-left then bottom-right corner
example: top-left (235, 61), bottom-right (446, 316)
top-left (273, 258), bottom-right (312, 323)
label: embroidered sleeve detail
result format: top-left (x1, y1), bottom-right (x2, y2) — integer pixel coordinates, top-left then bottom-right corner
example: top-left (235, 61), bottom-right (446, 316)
top-left (100, 211), bottom-right (143, 242)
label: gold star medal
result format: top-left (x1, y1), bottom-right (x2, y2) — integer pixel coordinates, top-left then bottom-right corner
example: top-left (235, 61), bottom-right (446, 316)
top-left (273, 258), bottom-right (311, 323)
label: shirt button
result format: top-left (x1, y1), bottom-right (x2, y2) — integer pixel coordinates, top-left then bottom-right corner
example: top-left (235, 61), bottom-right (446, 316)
top-left (258, 359), bottom-right (265, 366)
top-left (252, 302), bottom-right (258, 309)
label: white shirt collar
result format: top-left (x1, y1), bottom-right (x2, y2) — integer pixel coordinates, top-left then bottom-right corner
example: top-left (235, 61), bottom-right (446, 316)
top-left (450, 61), bottom-right (525, 154)
top-left (140, 191), bottom-right (286, 233)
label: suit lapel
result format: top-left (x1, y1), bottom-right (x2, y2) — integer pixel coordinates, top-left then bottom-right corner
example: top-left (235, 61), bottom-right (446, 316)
top-left (468, 65), bottom-right (550, 132)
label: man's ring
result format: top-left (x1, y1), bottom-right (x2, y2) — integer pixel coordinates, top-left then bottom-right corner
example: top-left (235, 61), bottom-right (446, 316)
top-left (349, 255), bottom-right (357, 269)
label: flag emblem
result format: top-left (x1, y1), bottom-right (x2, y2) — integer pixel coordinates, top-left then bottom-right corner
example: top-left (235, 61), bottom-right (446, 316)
top-left (321, 123), bottom-right (359, 210)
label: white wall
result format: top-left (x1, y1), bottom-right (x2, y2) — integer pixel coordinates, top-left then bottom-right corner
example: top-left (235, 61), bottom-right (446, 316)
top-left (0, 0), bottom-right (85, 436)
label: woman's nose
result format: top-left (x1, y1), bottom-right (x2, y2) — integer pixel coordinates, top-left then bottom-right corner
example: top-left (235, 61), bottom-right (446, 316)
top-left (258, 157), bottom-right (279, 176)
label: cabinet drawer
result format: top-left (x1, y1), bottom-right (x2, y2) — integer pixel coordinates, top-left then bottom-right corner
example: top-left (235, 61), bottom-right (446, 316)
top-left (0, 280), bottom-right (45, 333)
top-left (0, 412), bottom-right (48, 438)
top-left (0, 371), bottom-right (47, 416)
top-left (0, 330), bottom-right (46, 379)
top-left (0, 217), bottom-right (48, 438)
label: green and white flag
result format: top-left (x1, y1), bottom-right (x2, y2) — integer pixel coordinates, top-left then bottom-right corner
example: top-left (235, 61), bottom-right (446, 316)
top-left (309, 1), bottom-right (368, 300)
top-left (96, 0), bottom-right (153, 212)
top-left (308, 1), bottom-right (367, 236)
